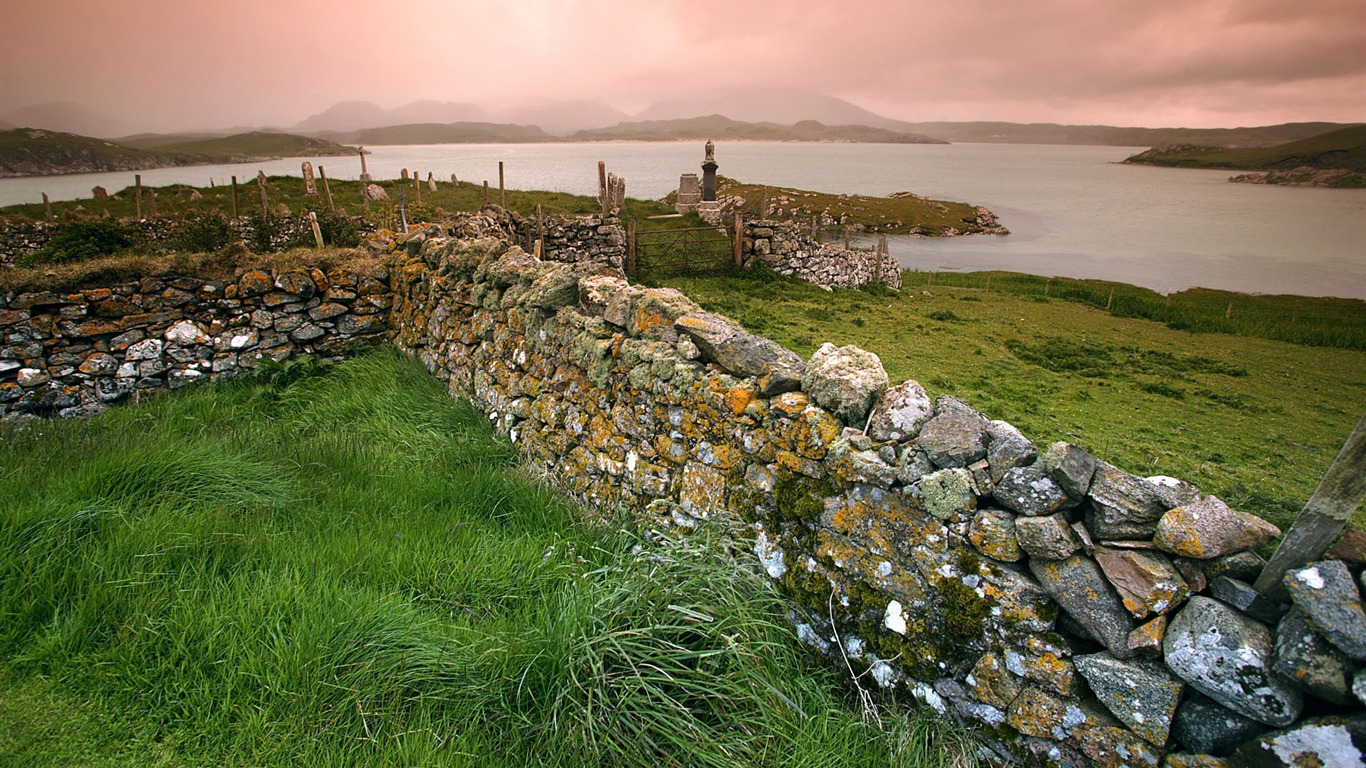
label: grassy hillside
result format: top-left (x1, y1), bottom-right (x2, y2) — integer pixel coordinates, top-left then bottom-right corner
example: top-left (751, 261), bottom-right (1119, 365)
top-left (573, 115), bottom-right (945, 143)
top-left (1123, 125), bottom-right (1366, 184)
top-left (663, 270), bottom-right (1366, 533)
top-left (0, 350), bottom-right (977, 767)
top-left (0, 128), bottom-right (356, 177)
top-left (321, 122), bottom-right (552, 145)
top-left (903, 121), bottom-right (1356, 147)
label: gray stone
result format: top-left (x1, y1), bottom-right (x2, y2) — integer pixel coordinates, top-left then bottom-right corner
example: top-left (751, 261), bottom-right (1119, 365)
top-left (800, 343), bottom-right (887, 425)
top-left (1210, 576), bottom-right (1286, 625)
top-left (1040, 441), bottom-right (1097, 499)
top-left (916, 467), bottom-right (977, 521)
top-left (895, 445), bottom-right (934, 484)
top-left (968, 509), bottom-right (1022, 562)
top-left (1284, 560), bottom-right (1366, 661)
top-left (1074, 653), bottom-right (1184, 746)
top-left (1355, 669), bottom-right (1366, 706)
top-left (1146, 474), bottom-right (1204, 509)
top-left (1164, 596), bottom-right (1303, 726)
top-left (1203, 551), bottom-right (1268, 584)
top-left (1172, 694), bottom-right (1270, 757)
top-left (993, 465), bottom-right (1072, 516)
top-left (521, 265), bottom-right (581, 310)
top-left (1086, 461), bottom-right (1169, 540)
top-left (986, 420), bottom-right (1037, 483)
top-left (1029, 554), bottom-right (1136, 658)
top-left (1095, 546), bottom-right (1190, 619)
top-left (866, 379), bottom-right (933, 442)
top-left (1015, 513), bottom-right (1081, 560)
top-left (1154, 496), bottom-right (1281, 560)
top-left (16, 368), bottom-right (49, 388)
top-left (125, 338), bottom-right (163, 361)
top-left (1273, 608), bottom-right (1350, 705)
top-left (1230, 715), bottom-right (1366, 768)
top-left (915, 396), bottom-right (988, 469)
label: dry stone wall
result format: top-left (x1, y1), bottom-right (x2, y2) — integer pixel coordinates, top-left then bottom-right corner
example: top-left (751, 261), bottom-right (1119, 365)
top-left (742, 219), bottom-right (902, 291)
top-left (5, 214), bottom-right (1364, 767)
top-left (0, 264), bottom-right (391, 418)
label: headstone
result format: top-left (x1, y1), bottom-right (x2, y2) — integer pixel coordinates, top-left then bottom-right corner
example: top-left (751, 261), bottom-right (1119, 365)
top-left (427, 172), bottom-right (437, 191)
top-left (401, 168), bottom-right (409, 181)
top-left (701, 139), bottom-right (718, 202)
top-left (302, 162), bottom-right (317, 195)
top-left (450, 173), bottom-right (458, 185)
top-left (358, 146), bottom-right (371, 182)
top-left (676, 173), bottom-right (701, 214)
top-left (92, 186), bottom-right (108, 199)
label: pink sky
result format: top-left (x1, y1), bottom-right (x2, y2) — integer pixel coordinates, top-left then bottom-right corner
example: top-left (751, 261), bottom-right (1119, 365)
top-left (2, 0), bottom-right (1363, 133)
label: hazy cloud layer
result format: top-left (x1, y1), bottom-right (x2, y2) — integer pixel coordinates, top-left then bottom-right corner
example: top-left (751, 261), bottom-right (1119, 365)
top-left (2, 0), bottom-right (1362, 133)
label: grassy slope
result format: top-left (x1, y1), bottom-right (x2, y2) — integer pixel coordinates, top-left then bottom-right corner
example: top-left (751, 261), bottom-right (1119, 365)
top-left (0, 350), bottom-right (978, 768)
top-left (712, 176), bottom-right (991, 235)
top-left (151, 131), bottom-right (356, 158)
top-left (0, 129), bottom-right (356, 177)
top-left (572, 115), bottom-right (946, 144)
top-left (663, 272), bottom-right (1366, 532)
top-left (1123, 125), bottom-right (1366, 172)
top-left (903, 121), bottom-right (1355, 147)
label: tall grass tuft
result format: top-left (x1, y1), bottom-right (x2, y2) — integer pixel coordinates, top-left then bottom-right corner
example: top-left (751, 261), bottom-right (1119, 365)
top-left (1, 349), bottom-right (979, 767)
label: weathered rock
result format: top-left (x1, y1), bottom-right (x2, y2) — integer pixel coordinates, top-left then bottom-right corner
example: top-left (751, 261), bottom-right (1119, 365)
top-left (674, 312), bottom-right (807, 393)
top-left (1283, 560), bottom-right (1366, 661)
top-left (1229, 715), bottom-right (1366, 768)
top-left (800, 343), bottom-right (887, 425)
top-left (164, 320), bottom-right (209, 344)
top-left (521, 264), bottom-right (581, 310)
top-left (1355, 669), bottom-right (1366, 706)
top-left (1074, 653), bottom-right (1184, 746)
top-left (986, 420), bottom-right (1037, 483)
top-left (125, 338), bottom-right (163, 360)
top-left (967, 652), bottom-right (1023, 709)
top-left (1094, 546), bottom-right (1190, 619)
top-left (1164, 596), bottom-right (1303, 726)
top-left (237, 270), bottom-right (273, 297)
top-left (1163, 755), bottom-right (1229, 768)
top-left (1129, 615), bottom-right (1167, 658)
top-left (1272, 608), bottom-right (1351, 705)
top-left (916, 396), bottom-right (989, 469)
top-left (1146, 475), bottom-right (1204, 509)
top-left (1326, 530), bottom-right (1366, 565)
top-left (969, 509), bottom-right (1023, 562)
top-left (1202, 551), bottom-right (1267, 584)
top-left (16, 368), bottom-right (49, 387)
top-left (1041, 441), bottom-right (1097, 499)
top-left (77, 352), bottom-right (119, 376)
top-left (866, 379), bottom-right (933, 442)
top-left (994, 465), bottom-right (1073, 516)
top-left (1078, 725), bottom-right (1162, 768)
top-left (1086, 462), bottom-right (1170, 540)
top-left (1209, 577), bottom-right (1286, 625)
top-left (1172, 694), bottom-right (1269, 757)
top-left (1030, 554), bottom-right (1136, 658)
top-left (1016, 513), bottom-right (1082, 560)
top-left (917, 467), bottom-right (977, 520)
top-left (1154, 497), bottom-right (1281, 559)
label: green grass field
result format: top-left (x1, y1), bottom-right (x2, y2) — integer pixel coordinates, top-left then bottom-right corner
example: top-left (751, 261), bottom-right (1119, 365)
top-left (663, 270), bottom-right (1366, 533)
top-left (0, 350), bottom-right (979, 768)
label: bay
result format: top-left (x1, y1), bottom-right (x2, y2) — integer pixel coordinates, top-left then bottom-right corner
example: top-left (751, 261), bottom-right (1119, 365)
top-left (2, 142), bottom-right (1363, 299)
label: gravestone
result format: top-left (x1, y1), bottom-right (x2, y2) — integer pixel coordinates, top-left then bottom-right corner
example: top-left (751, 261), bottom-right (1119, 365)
top-left (302, 162), bottom-right (317, 196)
top-left (427, 172), bottom-right (437, 191)
top-left (675, 173), bottom-right (700, 214)
top-left (92, 186), bottom-right (108, 199)
top-left (358, 146), bottom-right (371, 182)
top-left (701, 139), bottom-right (718, 202)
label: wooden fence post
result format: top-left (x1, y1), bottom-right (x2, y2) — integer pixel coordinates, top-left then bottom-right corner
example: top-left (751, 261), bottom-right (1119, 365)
top-left (1254, 412), bottom-right (1366, 599)
top-left (413, 169), bottom-right (421, 205)
top-left (42, 193), bottom-right (52, 223)
top-left (498, 161), bottom-right (505, 209)
top-left (231, 176), bottom-right (239, 217)
top-left (148, 189), bottom-right (157, 217)
top-left (308, 211), bottom-right (324, 248)
top-left (598, 161), bottom-right (608, 216)
top-left (536, 204), bottom-right (544, 254)
top-left (483, 181), bottom-right (489, 207)
top-left (1106, 288), bottom-right (1115, 310)
top-left (1045, 277), bottom-right (1052, 297)
top-left (1226, 300), bottom-right (1234, 319)
top-left (257, 171), bottom-right (268, 218)
top-left (734, 213), bottom-right (744, 268)
top-left (626, 218), bottom-right (636, 278)
top-left (135, 175), bottom-right (143, 219)
top-left (318, 166), bottom-right (335, 212)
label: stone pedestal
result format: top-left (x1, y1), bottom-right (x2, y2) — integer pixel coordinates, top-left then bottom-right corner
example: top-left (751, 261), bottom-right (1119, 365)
top-left (697, 200), bottom-right (723, 225)
top-left (676, 173), bottom-right (701, 214)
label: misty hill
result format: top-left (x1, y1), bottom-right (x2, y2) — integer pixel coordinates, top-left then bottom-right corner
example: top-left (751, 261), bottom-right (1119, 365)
top-left (0, 128), bottom-right (356, 177)
top-left (292, 101), bottom-right (398, 134)
top-left (502, 101), bottom-right (631, 135)
top-left (0, 101), bottom-right (134, 139)
top-left (635, 87), bottom-right (895, 128)
top-left (320, 122), bottom-right (551, 145)
top-left (897, 121), bottom-right (1355, 147)
top-left (1122, 125), bottom-right (1366, 187)
top-left (571, 115), bottom-right (946, 143)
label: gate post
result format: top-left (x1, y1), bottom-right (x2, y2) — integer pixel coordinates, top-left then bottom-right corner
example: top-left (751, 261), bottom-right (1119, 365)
top-left (626, 219), bottom-right (636, 279)
top-left (733, 213), bottom-right (743, 269)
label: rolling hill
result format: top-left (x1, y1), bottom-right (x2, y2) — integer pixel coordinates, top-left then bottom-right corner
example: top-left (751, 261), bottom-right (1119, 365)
top-left (570, 115), bottom-right (945, 143)
top-left (1122, 125), bottom-right (1366, 187)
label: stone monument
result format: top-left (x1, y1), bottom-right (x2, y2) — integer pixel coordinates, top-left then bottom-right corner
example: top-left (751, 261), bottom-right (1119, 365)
top-left (697, 140), bottom-right (722, 224)
top-left (302, 162), bottom-right (317, 196)
top-left (358, 146), bottom-right (372, 182)
top-left (675, 173), bottom-right (700, 215)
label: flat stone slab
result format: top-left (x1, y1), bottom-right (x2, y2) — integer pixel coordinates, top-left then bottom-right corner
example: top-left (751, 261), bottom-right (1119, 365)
top-left (1029, 554), bottom-right (1135, 659)
top-left (1164, 596), bottom-right (1303, 727)
top-left (1016, 513), bottom-right (1082, 560)
top-left (1284, 560), bottom-right (1366, 662)
top-left (1172, 693), bottom-right (1270, 757)
top-left (1095, 546), bottom-right (1190, 619)
top-left (915, 396), bottom-right (989, 469)
top-left (1086, 462), bottom-right (1170, 540)
top-left (994, 465), bottom-right (1072, 516)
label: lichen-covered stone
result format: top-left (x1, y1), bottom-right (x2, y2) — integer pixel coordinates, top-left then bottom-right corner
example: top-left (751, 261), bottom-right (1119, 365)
top-left (1030, 554), bottom-right (1136, 659)
top-left (1230, 715), bottom-right (1366, 768)
top-left (986, 419), bottom-right (1037, 484)
top-left (1164, 755), bottom-right (1229, 768)
top-left (969, 509), bottom-right (1023, 562)
top-left (1283, 560), bottom-right (1366, 662)
top-left (1153, 497), bottom-right (1281, 560)
top-left (1164, 596), bottom-right (1303, 727)
top-left (1077, 725), bottom-right (1161, 768)
top-left (917, 467), bottom-right (977, 521)
top-left (1087, 461), bottom-right (1170, 540)
top-left (1272, 609), bottom-right (1351, 705)
top-left (1129, 615), bottom-right (1167, 658)
top-left (1016, 513), bottom-right (1082, 560)
top-left (866, 379), bottom-right (933, 442)
top-left (673, 311), bottom-right (806, 388)
top-left (995, 465), bottom-right (1073, 516)
top-left (1172, 694), bottom-right (1269, 758)
top-left (916, 396), bottom-right (989, 469)
top-left (801, 343), bottom-right (888, 426)
top-left (1200, 551), bottom-right (1266, 583)
top-left (1007, 687), bottom-right (1069, 739)
top-left (1075, 653), bottom-right (1184, 747)
top-left (1041, 441), bottom-right (1097, 499)
top-left (1094, 546), bottom-right (1190, 619)
top-left (1208, 577), bottom-right (1284, 625)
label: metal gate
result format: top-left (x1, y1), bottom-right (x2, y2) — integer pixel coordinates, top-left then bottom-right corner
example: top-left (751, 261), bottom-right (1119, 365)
top-left (629, 223), bottom-right (737, 279)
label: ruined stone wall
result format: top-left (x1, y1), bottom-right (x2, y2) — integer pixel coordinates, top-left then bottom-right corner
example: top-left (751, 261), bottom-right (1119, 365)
top-left (0, 264), bottom-right (390, 418)
top-left (507, 213), bottom-right (626, 272)
top-left (388, 225), bottom-right (1366, 768)
top-left (743, 219), bottom-right (902, 291)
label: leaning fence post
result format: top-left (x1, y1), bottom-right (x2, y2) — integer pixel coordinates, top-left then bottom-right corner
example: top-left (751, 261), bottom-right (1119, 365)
top-left (257, 171), bottom-right (269, 218)
top-left (42, 193), bottom-right (53, 223)
top-left (1254, 412), bottom-right (1366, 599)
top-left (318, 166), bottom-right (335, 212)
top-left (308, 211), bottom-right (324, 248)
top-left (626, 218), bottom-right (636, 277)
top-left (734, 213), bottom-right (744, 268)
top-left (231, 176), bottom-right (239, 217)
top-left (498, 161), bottom-right (505, 209)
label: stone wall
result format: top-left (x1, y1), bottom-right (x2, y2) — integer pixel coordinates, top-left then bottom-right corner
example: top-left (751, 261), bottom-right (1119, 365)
top-left (6, 215), bottom-right (1364, 766)
top-left (743, 219), bottom-right (902, 291)
top-left (0, 264), bottom-right (391, 418)
top-left (515, 213), bottom-right (626, 272)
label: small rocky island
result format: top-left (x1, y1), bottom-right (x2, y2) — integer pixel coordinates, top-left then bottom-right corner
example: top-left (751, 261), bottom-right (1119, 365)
top-left (1122, 125), bottom-right (1366, 189)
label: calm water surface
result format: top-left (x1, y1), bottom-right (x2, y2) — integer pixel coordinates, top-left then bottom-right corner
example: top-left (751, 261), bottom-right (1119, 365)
top-left (3, 142), bottom-right (1363, 299)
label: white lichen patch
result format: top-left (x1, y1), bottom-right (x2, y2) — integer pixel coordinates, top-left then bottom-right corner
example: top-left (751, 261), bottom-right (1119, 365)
top-left (877, 560), bottom-right (893, 577)
top-left (884, 600), bottom-right (908, 635)
top-left (871, 661), bottom-right (897, 688)
top-left (1269, 724), bottom-right (1361, 768)
top-left (754, 528), bottom-right (787, 579)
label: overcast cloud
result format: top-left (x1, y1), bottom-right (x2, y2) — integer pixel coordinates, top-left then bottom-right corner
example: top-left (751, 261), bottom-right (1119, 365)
top-left (1, 0), bottom-right (1362, 133)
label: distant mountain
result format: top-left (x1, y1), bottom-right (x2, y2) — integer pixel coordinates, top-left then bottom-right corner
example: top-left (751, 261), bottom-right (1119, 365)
top-left (571, 115), bottom-right (945, 144)
top-left (0, 128), bottom-right (355, 177)
top-left (389, 100), bottom-right (490, 125)
top-left (501, 101), bottom-right (630, 135)
top-left (634, 87), bottom-right (896, 128)
top-left (0, 101), bottom-right (133, 138)
top-left (293, 101), bottom-right (397, 134)
top-left (320, 122), bottom-right (551, 145)
top-left (898, 121), bottom-right (1358, 148)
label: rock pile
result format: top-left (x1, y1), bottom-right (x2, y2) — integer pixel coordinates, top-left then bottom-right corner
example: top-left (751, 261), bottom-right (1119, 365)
top-left (742, 219), bottom-right (902, 291)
